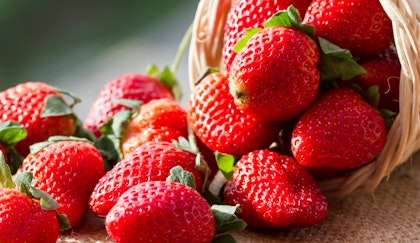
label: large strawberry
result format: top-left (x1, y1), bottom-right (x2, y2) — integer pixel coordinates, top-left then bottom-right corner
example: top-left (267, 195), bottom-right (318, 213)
top-left (228, 8), bottom-right (320, 121)
top-left (291, 88), bottom-right (387, 169)
top-left (222, 0), bottom-right (312, 71)
top-left (84, 69), bottom-right (178, 138)
top-left (303, 0), bottom-right (394, 58)
top-left (223, 149), bottom-right (328, 228)
top-left (19, 137), bottom-right (106, 228)
top-left (0, 82), bottom-right (77, 156)
top-left (187, 71), bottom-right (282, 157)
top-left (89, 141), bottom-right (205, 216)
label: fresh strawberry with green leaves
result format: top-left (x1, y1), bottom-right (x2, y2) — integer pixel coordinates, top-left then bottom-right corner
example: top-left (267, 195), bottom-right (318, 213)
top-left (222, 0), bottom-right (312, 71)
top-left (19, 136), bottom-right (106, 228)
top-left (228, 6), bottom-right (320, 121)
top-left (187, 71), bottom-right (282, 157)
top-left (0, 153), bottom-right (69, 243)
top-left (291, 87), bottom-right (387, 169)
top-left (303, 0), bottom-right (394, 58)
top-left (223, 149), bottom-right (328, 228)
top-left (105, 166), bottom-right (246, 243)
top-left (84, 66), bottom-right (181, 138)
top-left (0, 82), bottom-right (80, 157)
top-left (89, 140), bottom-right (207, 217)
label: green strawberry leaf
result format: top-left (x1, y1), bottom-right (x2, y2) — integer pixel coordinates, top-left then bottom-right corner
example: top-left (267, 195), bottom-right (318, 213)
top-left (56, 212), bottom-right (71, 231)
top-left (173, 136), bottom-right (196, 154)
top-left (53, 86), bottom-right (82, 108)
top-left (41, 94), bottom-right (74, 118)
top-left (0, 121), bottom-right (27, 146)
top-left (94, 135), bottom-right (123, 171)
top-left (147, 64), bottom-right (183, 102)
top-left (233, 28), bottom-right (262, 53)
top-left (318, 37), bottom-right (367, 82)
top-left (215, 152), bottom-right (237, 179)
top-left (211, 204), bottom-right (247, 234)
top-left (99, 110), bottom-right (132, 138)
top-left (167, 165), bottom-right (196, 190)
top-left (380, 108), bottom-right (396, 130)
top-left (263, 5), bottom-right (314, 37)
top-left (0, 153), bottom-right (15, 189)
top-left (114, 99), bottom-right (143, 112)
top-left (201, 187), bottom-right (224, 205)
top-left (29, 136), bottom-right (91, 154)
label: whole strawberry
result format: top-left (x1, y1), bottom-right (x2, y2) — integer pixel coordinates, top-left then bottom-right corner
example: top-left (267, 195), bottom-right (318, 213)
top-left (84, 72), bottom-right (176, 138)
top-left (89, 141), bottom-right (205, 216)
top-left (188, 72), bottom-right (282, 157)
top-left (303, 0), bottom-right (393, 58)
top-left (0, 82), bottom-right (76, 156)
top-left (291, 88), bottom-right (387, 169)
top-left (105, 180), bottom-right (216, 243)
top-left (20, 137), bottom-right (106, 228)
top-left (223, 149), bottom-right (328, 228)
top-left (228, 9), bottom-right (320, 121)
top-left (223, 0), bottom-right (312, 71)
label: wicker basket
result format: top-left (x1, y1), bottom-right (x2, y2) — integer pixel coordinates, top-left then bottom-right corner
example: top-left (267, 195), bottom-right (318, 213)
top-left (188, 0), bottom-right (420, 197)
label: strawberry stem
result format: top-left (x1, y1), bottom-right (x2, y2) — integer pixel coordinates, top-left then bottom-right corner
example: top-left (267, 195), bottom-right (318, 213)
top-left (171, 22), bottom-right (193, 74)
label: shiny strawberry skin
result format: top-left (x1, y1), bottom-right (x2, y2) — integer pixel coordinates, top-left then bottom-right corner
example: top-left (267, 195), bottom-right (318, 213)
top-left (106, 181), bottom-right (216, 243)
top-left (223, 0), bottom-right (312, 71)
top-left (229, 26), bottom-right (320, 121)
top-left (0, 188), bottom-right (59, 243)
top-left (89, 141), bottom-right (204, 216)
top-left (0, 82), bottom-right (76, 156)
top-left (303, 0), bottom-right (393, 58)
top-left (121, 98), bottom-right (188, 156)
top-left (84, 73), bottom-right (174, 137)
top-left (188, 72), bottom-right (282, 157)
top-left (223, 150), bottom-right (328, 228)
top-left (20, 140), bottom-right (106, 227)
top-left (291, 88), bottom-right (387, 169)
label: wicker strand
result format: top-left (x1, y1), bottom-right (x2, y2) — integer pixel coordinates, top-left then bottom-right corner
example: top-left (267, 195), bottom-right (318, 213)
top-left (188, 0), bottom-right (420, 197)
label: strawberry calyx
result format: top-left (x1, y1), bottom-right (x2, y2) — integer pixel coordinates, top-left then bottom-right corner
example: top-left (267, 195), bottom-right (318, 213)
top-left (215, 152), bottom-right (238, 180)
top-left (0, 121), bottom-right (27, 174)
top-left (29, 135), bottom-right (93, 155)
top-left (147, 64), bottom-right (182, 102)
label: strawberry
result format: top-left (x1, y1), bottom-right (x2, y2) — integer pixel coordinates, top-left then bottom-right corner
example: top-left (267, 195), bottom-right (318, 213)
top-left (223, 149), bottom-right (328, 228)
top-left (83, 71), bottom-right (177, 138)
top-left (223, 0), bottom-right (312, 71)
top-left (105, 180), bottom-right (216, 243)
top-left (120, 98), bottom-right (188, 157)
top-left (228, 8), bottom-right (320, 121)
top-left (0, 82), bottom-right (77, 156)
top-left (291, 88), bottom-right (387, 169)
top-left (303, 0), bottom-right (394, 58)
top-left (187, 71), bottom-right (282, 157)
top-left (89, 141), bottom-right (205, 216)
top-left (19, 137), bottom-right (106, 228)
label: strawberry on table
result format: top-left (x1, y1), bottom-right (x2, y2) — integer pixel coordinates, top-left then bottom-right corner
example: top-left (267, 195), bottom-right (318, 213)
top-left (187, 71), bottom-right (282, 158)
top-left (291, 88), bottom-right (387, 169)
top-left (223, 149), bottom-right (328, 229)
top-left (19, 137), bottom-right (106, 228)
top-left (303, 0), bottom-right (394, 58)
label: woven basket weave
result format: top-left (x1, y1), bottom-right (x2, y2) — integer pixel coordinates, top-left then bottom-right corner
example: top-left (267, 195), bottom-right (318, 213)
top-left (188, 0), bottom-right (420, 197)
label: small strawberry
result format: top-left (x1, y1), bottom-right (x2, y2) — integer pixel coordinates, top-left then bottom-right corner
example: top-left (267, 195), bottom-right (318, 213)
top-left (89, 140), bottom-right (205, 216)
top-left (223, 0), bottom-right (312, 71)
top-left (223, 149), bottom-right (328, 228)
top-left (303, 0), bottom-right (394, 58)
top-left (187, 71), bottom-right (282, 157)
top-left (0, 82), bottom-right (78, 156)
top-left (228, 7), bottom-right (320, 121)
top-left (84, 69), bottom-right (179, 138)
top-left (105, 180), bottom-right (216, 243)
top-left (291, 88), bottom-right (387, 169)
top-left (19, 137), bottom-right (106, 228)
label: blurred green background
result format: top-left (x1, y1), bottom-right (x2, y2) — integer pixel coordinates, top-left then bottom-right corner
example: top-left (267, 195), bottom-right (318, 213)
top-left (0, 0), bottom-right (196, 118)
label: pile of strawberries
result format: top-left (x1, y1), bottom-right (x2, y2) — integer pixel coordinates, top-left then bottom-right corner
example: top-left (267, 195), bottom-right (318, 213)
top-left (0, 0), bottom-right (402, 242)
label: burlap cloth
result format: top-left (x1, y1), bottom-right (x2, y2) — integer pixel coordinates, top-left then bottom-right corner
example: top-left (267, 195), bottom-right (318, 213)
top-left (58, 151), bottom-right (420, 242)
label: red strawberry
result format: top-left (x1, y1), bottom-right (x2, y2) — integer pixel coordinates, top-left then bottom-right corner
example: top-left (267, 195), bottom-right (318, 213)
top-left (89, 141), bottom-right (205, 216)
top-left (291, 88), bottom-right (387, 169)
top-left (120, 98), bottom-right (188, 156)
top-left (223, 149), bottom-right (328, 228)
top-left (223, 0), bottom-right (312, 71)
top-left (20, 137), bottom-right (106, 228)
top-left (105, 180), bottom-right (216, 243)
top-left (303, 0), bottom-right (394, 58)
top-left (83, 72), bottom-right (175, 138)
top-left (0, 82), bottom-right (77, 156)
top-left (228, 12), bottom-right (320, 121)
top-left (187, 72), bottom-right (282, 157)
